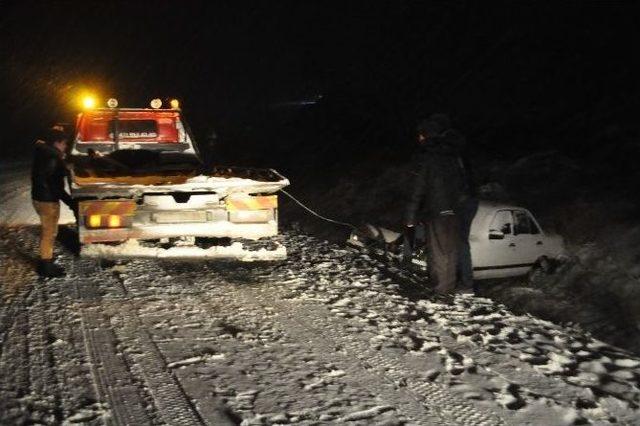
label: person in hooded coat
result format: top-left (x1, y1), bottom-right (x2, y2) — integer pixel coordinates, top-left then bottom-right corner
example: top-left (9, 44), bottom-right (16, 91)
top-left (406, 114), bottom-right (466, 295)
top-left (31, 128), bottom-right (74, 277)
top-left (454, 137), bottom-right (479, 294)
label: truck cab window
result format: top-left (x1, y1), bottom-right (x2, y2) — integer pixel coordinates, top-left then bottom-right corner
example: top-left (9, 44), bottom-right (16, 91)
top-left (108, 120), bottom-right (158, 139)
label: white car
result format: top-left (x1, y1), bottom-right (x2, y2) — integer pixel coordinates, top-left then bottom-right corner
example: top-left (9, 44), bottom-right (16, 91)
top-left (470, 202), bottom-right (566, 279)
top-left (348, 201), bottom-right (567, 280)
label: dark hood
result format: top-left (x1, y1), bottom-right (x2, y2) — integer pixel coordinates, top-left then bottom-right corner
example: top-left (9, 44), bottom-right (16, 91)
top-left (422, 130), bottom-right (465, 156)
top-left (34, 140), bottom-right (64, 159)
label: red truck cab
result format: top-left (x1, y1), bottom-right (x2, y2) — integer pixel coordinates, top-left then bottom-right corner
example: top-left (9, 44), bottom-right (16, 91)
top-left (73, 108), bottom-right (197, 155)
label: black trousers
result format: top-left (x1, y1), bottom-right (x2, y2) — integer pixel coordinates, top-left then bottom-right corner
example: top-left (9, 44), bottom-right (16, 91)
top-left (426, 215), bottom-right (460, 295)
top-left (455, 198), bottom-right (479, 289)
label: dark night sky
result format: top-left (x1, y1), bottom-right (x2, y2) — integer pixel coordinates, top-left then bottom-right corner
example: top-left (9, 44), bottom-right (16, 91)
top-left (1, 1), bottom-right (639, 162)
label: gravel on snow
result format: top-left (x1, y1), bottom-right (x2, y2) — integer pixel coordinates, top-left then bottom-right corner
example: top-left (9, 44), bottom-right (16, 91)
top-left (0, 227), bottom-right (639, 425)
top-left (0, 169), bottom-right (639, 425)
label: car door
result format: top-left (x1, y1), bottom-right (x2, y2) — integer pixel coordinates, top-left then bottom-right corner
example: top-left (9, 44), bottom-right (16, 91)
top-left (512, 209), bottom-right (546, 265)
top-left (486, 209), bottom-right (520, 266)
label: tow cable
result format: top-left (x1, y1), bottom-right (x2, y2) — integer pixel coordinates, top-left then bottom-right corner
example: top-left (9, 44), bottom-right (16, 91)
top-left (279, 189), bottom-right (356, 230)
top-left (279, 189), bottom-right (426, 276)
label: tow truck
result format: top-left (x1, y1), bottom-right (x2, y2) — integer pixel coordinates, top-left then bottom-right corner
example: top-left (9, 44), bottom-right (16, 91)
top-left (69, 98), bottom-right (289, 260)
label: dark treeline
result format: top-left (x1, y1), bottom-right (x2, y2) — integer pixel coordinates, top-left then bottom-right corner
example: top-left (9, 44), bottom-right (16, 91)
top-left (1, 1), bottom-right (638, 180)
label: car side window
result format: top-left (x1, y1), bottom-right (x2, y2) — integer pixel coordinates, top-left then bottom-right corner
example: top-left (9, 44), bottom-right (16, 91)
top-left (513, 210), bottom-right (540, 235)
top-left (528, 212), bottom-right (541, 234)
top-left (490, 210), bottom-right (513, 235)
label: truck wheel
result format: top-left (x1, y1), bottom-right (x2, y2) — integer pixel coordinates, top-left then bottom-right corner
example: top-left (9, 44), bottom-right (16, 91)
top-left (98, 259), bottom-right (117, 270)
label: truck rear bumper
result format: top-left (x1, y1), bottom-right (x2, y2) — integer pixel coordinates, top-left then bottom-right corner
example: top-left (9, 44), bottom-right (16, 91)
top-left (80, 221), bottom-right (278, 244)
top-left (80, 239), bottom-right (286, 261)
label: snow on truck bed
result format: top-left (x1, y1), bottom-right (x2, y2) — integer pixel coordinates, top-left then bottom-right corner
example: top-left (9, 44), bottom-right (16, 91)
top-left (81, 174), bottom-right (287, 190)
top-left (71, 172), bottom-right (290, 198)
top-left (187, 173), bottom-right (284, 185)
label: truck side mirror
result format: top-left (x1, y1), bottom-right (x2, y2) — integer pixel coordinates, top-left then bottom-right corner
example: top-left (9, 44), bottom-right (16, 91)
top-left (489, 229), bottom-right (505, 240)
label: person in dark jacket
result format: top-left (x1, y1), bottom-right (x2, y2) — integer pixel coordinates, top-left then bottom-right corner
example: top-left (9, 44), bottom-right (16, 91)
top-left (31, 128), bottom-right (73, 277)
top-left (454, 138), bottom-right (479, 295)
top-left (406, 114), bottom-right (466, 295)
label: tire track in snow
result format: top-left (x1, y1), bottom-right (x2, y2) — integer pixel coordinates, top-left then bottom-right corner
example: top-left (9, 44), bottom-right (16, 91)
top-left (261, 236), bottom-right (504, 425)
top-left (0, 228), bottom-right (38, 424)
top-left (0, 178), bottom-right (30, 203)
top-left (119, 260), bottom-right (436, 424)
top-left (0, 229), bottom-right (104, 423)
top-left (246, 292), bottom-right (443, 424)
top-left (246, 285), bottom-right (503, 426)
top-left (0, 169), bottom-right (73, 226)
top-left (133, 234), bottom-right (505, 425)
top-left (0, 303), bottom-right (31, 423)
top-left (0, 169), bottom-right (30, 188)
top-left (0, 228), bottom-right (69, 423)
top-left (45, 259), bottom-right (111, 423)
top-left (71, 260), bottom-right (154, 426)
top-left (2, 188), bottom-right (39, 226)
top-left (0, 171), bottom-right (32, 221)
top-left (104, 266), bottom-right (225, 426)
top-left (0, 229), bottom-right (35, 363)
top-left (282, 234), bottom-right (640, 423)
top-left (27, 280), bottom-right (65, 423)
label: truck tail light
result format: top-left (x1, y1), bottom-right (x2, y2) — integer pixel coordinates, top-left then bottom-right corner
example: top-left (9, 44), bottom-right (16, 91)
top-left (88, 214), bottom-right (102, 228)
top-left (226, 195), bottom-right (276, 224)
top-left (85, 214), bottom-right (131, 229)
top-left (108, 215), bottom-right (122, 228)
top-left (80, 199), bottom-right (136, 229)
top-left (229, 210), bottom-right (273, 223)
top-left (226, 195), bottom-right (277, 211)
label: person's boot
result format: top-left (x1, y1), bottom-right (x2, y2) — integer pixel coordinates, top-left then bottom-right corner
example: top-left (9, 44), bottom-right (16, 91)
top-left (455, 286), bottom-right (475, 296)
top-left (37, 259), bottom-right (65, 278)
top-left (433, 292), bottom-right (455, 306)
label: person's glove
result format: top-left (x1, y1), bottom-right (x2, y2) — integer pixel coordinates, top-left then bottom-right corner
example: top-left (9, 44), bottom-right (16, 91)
top-left (405, 224), bottom-right (416, 245)
top-left (63, 197), bottom-right (77, 210)
top-left (65, 198), bottom-right (80, 224)
top-left (403, 225), bottom-right (416, 261)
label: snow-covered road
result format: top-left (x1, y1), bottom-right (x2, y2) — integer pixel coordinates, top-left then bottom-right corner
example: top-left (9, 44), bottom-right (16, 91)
top-left (0, 161), bottom-right (76, 227)
top-left (1, 165), bottom-right (639, 425)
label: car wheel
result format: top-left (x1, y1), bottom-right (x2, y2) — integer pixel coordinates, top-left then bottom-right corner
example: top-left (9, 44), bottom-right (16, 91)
top-left (528, 256), bottom-right (554, 283)
top-left (538, 256), bottom-right (553, 274)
